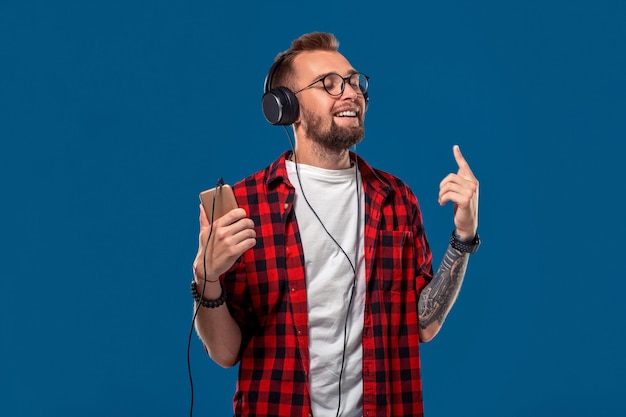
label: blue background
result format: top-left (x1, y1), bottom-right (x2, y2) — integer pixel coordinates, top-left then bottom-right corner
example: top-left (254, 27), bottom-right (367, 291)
top-left (1, 1), bottom-right (625, 416)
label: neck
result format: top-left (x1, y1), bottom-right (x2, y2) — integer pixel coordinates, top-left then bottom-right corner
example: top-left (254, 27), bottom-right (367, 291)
top-left (291, 138), bottom-right (352, 170)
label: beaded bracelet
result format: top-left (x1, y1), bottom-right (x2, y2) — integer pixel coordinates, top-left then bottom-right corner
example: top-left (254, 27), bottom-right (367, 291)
top-left (190, 280), bottom-right (227, 308)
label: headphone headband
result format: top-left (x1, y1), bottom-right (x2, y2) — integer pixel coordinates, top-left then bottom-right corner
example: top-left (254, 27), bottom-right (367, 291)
top-left (263, 56), bottom-right (284, 94)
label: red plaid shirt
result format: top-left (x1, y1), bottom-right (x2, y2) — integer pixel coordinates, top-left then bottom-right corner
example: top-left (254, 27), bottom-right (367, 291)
top-left (221, 152), bottom-right (433, 417)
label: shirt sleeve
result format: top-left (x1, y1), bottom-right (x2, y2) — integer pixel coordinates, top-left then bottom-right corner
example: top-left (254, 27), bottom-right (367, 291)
top-left (410, 189), bottom-right (434, 292)
top-left (222, 257), bottom-right (259, 360)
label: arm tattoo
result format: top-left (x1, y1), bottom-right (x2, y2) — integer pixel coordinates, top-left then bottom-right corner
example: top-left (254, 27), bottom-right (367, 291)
top-left (418, 246), bottom-right (469, 329)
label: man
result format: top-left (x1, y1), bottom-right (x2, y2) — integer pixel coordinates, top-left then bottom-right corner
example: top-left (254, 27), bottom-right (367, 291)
top-left (192, 32), bottom-right (479, 417)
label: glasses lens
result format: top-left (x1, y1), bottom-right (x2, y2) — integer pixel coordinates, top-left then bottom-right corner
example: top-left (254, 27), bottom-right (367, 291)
top-left (353, 73), bottom-right (368, 94)
top-left (320, 73), bottom-right (369, 96)
top-left (323, 73), bottom-right (344, 96)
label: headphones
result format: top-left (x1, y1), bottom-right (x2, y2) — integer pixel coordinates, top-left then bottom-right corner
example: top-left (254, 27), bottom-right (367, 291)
top-left (261, 55), bottom-right (369, 126)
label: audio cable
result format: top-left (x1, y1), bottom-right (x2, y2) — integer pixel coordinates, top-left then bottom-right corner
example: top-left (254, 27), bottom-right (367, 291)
top-left (282, 126), bottom-right (362, 417)
top-left (186, 177), bottom-right (225, 417)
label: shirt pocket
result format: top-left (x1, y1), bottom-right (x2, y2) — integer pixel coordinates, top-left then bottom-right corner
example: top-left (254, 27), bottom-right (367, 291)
top-left (378, 230), bottom-right (416, 296)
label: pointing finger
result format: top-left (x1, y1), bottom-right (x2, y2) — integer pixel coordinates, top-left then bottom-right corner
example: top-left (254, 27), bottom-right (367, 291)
top-left (453, 145), bottom-right (467, 168)
top-left (453, 145), bottom-right (475, 179)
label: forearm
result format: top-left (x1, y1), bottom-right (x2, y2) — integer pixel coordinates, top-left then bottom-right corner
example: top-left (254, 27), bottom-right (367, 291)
top-left (418, 245), bottom-right (469, 342)
top-left (193, 280), bottom-right (242, 368)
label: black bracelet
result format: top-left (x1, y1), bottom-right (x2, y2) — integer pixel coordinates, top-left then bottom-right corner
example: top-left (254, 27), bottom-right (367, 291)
top-left (449, 230), bottom-right (481, 254)
top-left (190, 280), bottom-right (227, 308)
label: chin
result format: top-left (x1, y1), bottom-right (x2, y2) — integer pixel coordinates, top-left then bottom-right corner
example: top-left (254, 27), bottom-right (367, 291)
top-left (303, 108), bottom-right (365, 151)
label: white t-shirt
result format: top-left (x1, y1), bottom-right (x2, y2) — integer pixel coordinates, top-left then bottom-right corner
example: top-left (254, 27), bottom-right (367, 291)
top-left (286, 159), bottom-right (366, 417)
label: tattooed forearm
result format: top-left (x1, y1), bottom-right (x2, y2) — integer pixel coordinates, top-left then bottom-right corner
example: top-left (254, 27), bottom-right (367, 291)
top-left (418, 246), bottom-right (469, 330)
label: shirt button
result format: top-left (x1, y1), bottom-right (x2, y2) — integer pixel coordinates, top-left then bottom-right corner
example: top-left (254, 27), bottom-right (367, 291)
top-left (291, 287), bottom-right (296, 292)
top-left (284, 203), bottom-right (289, 210)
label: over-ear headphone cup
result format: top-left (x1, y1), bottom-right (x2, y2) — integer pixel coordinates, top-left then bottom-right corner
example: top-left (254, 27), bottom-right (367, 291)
top-left (262, 87), bottom-right (299, 125)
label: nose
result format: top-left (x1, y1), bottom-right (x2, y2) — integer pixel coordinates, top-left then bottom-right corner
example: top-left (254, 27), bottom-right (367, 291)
top-left (341, 81), bottom-right (359, 101)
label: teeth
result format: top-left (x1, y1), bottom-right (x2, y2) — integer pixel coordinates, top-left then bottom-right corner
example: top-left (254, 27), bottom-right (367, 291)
top-left (336, 111), bottom-right (357, 117)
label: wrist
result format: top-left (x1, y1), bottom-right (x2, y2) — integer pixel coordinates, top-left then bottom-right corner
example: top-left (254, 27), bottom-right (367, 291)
top-left (193, 277), bottom-right (223, 299)
top-left (192, 265), bottom-right (219, 284)
top-left (454, 229), bottom-right (475, 242)
top-left (191, 280), bottom-right (227, 308)
top-left (450, 230), bottom-right (480, 254)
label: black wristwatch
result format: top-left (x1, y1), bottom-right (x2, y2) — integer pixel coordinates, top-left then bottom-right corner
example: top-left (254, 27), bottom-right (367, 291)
top-left (449, 230), bottom-right (481, 254)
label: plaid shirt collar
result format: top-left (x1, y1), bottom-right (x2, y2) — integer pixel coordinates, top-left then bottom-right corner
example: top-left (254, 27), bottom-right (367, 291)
top-left (266, 150), bottom-right (393, 196)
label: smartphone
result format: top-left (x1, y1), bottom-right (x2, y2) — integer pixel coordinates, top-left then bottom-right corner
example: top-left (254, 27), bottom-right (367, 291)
top-left (199, 184), bottom-right (238, 222)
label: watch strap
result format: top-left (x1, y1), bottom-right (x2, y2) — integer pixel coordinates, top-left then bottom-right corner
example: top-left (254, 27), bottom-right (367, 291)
top-left (449, 230), bottom-right (480, 254)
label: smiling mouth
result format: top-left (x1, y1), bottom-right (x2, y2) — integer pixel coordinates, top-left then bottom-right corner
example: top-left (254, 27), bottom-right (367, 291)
top-left (334, 109), bottom-right (359, 117)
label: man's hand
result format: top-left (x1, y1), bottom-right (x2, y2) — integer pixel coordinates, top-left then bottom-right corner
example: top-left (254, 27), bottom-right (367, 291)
top-left (438, 145), bottom-right (479, 240)
top-left (193, 205), bottom-right (256, 283)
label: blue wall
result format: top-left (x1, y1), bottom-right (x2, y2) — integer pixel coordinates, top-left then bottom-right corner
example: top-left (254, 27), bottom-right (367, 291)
top-left (1, 1), bottom-right (624, 416)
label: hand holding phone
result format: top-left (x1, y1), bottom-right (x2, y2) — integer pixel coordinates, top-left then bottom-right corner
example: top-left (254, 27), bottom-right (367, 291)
top-left (194, 183), bottom-right (254, 283)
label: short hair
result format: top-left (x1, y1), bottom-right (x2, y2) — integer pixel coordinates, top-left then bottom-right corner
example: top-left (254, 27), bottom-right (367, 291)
top-left (270, 32), bottom-right (340, 91)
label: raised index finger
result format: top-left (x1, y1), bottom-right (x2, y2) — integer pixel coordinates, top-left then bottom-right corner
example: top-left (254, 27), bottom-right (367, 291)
top-left (453, 145), bottom-right (475, 178)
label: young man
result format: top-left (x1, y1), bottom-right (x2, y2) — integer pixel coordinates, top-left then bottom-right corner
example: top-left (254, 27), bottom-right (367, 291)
top-left (192, 32), bottom-right (480, 417)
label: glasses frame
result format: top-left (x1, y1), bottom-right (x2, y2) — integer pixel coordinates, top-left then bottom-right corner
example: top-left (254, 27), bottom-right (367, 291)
top-left (294, 72), bottom-right (369, 97)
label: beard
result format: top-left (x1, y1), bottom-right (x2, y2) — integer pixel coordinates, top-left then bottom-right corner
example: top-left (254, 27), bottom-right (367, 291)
top-left (300, 106), bottom-right (365, 153)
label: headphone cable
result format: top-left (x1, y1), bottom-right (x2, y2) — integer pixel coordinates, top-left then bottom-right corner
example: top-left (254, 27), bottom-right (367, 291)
top-left (187, 178), bottom-right (224, 417)
top-left (281, 126), bottom-right (361, 417)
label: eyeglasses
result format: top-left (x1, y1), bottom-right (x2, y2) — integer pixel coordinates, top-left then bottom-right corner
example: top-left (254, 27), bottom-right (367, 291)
top-left (294, 72), bottom-right (369, 97)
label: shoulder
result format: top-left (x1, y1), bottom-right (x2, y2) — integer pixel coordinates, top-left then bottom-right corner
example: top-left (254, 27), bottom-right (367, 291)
top-left (373, 167), bottom-right (413, 192)
top-left (233, 152), bottom-right (287, 186)
top-left (232, 151), bottom-right (292, 203)
top-left (357, 155), bottom-right (418, 202)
